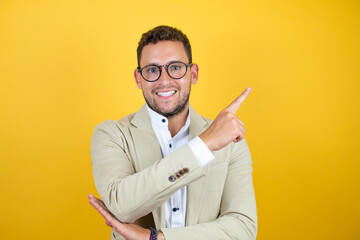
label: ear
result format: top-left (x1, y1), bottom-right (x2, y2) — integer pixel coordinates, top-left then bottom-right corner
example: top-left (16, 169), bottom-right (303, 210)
top-left (190, 63), bottom-right (199, 84)
top-left (134, 69), bottom-right (142, 89)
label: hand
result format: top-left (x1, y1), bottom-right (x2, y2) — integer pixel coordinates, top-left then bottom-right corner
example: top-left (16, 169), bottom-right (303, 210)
top-left (199, 87), bottom-right (251, 152)
top-left (88, 194), bottom-right (165, 240)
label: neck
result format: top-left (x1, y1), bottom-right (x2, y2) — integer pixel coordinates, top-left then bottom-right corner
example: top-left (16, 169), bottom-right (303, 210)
top-left (167, 104), bottom-right (189, 137)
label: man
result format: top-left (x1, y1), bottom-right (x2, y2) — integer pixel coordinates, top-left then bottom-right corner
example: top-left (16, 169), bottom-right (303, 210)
top-left (89, 25), bottom-right (257, 240)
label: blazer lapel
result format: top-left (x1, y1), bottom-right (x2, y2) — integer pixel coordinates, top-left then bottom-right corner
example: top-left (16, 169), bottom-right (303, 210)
top-left (129, 105), bottom-right (166, 229)
top-left (186, 106), bottom-right (212, 226)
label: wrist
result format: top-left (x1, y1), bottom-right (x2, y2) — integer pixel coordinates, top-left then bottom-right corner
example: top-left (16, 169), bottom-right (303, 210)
top-left (157, 231), bottom-right (165, 240)
top-left (199, 133), bottom-right (213, 152)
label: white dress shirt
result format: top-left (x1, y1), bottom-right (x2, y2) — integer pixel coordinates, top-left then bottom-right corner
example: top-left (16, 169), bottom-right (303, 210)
top-left (146, 105), bottom-right (215, 228)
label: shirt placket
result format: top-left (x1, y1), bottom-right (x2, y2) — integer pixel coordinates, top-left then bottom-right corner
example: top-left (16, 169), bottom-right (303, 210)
top-left (147, 105), bottom-right (191, 228)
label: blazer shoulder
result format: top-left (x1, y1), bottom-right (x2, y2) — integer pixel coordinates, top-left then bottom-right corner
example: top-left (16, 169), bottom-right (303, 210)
top-left (93, 112), bottom-right (136, 132)
top-left (91, 113), bottom-right (138, 149)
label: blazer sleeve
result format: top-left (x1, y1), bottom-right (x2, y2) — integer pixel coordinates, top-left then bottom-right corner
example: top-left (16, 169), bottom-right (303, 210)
top-left (90, 120), bottom-right (206, 223)
top-left (160, 139), bottom-right (258, 240)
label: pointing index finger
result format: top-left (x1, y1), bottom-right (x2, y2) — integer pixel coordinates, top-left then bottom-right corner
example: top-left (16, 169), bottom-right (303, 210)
top-left (225, 87), bottom-right (252, 113)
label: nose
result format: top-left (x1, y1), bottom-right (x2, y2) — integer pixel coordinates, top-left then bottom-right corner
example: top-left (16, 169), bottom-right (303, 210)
top-left (157, 65), bottom-right (173, 84)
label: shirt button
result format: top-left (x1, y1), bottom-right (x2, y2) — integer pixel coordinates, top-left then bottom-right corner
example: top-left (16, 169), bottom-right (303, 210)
top-left (169, 143), bottom-right (172, 148)
top-left (162, 119), bottom-right (166, 123)
top-left (172, 208), bottom-right (179, 212)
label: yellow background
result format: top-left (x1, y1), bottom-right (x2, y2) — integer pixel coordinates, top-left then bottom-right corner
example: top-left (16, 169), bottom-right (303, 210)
top-left (1, 0), bottom-right (359, 239)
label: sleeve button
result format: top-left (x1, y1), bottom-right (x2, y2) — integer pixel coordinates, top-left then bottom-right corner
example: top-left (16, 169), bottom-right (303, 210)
top-left (168, 176), bottom-right (176, 182)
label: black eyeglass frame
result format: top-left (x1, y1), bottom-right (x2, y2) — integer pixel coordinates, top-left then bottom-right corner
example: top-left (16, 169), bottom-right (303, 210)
top-left (137, 61), bottom-right (193, 82)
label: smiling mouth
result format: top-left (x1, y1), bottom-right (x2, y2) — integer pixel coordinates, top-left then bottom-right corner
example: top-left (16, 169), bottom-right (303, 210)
top-left (156, 90), bottom-right (176, 97)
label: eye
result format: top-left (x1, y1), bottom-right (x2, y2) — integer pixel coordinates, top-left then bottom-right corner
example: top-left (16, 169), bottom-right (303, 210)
top-left (146, 67), bottom-right (159, 74)
top-left (170, 64), bottom-right (181, 71)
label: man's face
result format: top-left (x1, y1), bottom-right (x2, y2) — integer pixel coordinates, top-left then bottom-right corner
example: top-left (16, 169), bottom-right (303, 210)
top-left (134, 41), bottom-right (198, 118)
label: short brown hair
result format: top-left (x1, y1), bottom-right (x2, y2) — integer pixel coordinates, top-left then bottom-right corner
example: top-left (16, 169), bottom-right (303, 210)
top-left (136, 25), bottom-right (192, 68)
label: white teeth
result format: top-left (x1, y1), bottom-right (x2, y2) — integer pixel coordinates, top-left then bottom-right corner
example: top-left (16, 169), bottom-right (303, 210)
top-left (156, 91), bottom-right (176, 97)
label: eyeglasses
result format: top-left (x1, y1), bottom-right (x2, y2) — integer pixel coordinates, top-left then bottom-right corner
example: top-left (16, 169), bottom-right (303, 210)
top-left (137, 61), bottom-right (193, 82)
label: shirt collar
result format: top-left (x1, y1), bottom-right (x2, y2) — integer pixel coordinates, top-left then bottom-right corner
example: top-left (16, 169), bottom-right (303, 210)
top-left (146, 104), bottom-right (191, 137)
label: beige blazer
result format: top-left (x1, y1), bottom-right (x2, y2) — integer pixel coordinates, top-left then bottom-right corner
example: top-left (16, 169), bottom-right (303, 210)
top-left (91, 105), bottom-right (257, 240)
